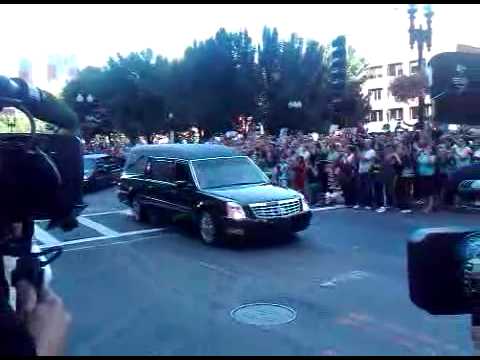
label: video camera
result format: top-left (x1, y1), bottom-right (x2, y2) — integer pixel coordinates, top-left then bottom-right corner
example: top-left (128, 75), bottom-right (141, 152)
top-left (407, 228), bottom-right (480, 354)
top-left (0, 75), bottom-right (84, 290)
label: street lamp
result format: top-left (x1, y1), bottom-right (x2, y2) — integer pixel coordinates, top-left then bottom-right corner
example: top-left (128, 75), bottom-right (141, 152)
top-left (408, 3), bottom-right (433, 129)
top-left (76, 93), bottom-right (94, 104)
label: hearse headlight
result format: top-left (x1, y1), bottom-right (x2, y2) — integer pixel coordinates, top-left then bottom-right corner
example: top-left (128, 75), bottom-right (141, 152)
top-left (300, 194), bottom-right (310, 211)
top-left (226, 202), bottom-right (247, 220)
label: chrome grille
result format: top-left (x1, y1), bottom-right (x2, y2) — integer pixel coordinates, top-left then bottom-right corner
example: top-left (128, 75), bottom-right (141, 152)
top-left (249, 198), bottom-right (302, 219)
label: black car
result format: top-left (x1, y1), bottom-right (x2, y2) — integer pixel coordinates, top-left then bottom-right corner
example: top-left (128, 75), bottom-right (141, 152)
top-left (118, 144), bottom-right (312, 245)
top-left (83, 154), bottom-right (123, 191)
top-left (450, 162), bottom-right (480, 208)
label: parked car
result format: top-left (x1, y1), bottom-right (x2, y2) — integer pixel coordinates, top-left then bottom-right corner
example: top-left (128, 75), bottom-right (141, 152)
top-left (83, 154), bottom-right (122, 191)
top-left (451, 162), bottom-right (480, 208)
top-left (118, 144), bottom-right (312, 245)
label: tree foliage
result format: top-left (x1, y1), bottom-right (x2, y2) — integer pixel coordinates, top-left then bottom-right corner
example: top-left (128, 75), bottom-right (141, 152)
top-left (62, 27), bottom-right (369, 139)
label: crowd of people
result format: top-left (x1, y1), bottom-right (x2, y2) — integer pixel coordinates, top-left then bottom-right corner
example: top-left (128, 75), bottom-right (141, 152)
top-left (214, 127), bottom-right (480, 214)
top-left (82, 126), bottom-right (480, 214)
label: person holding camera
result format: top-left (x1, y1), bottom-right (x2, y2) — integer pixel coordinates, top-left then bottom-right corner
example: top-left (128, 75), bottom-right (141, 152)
top-left (0, 223), bottom-right (71, 356)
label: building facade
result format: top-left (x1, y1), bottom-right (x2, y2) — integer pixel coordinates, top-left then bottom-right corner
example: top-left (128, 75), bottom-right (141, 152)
top-left (362, 57), bottom-right (432, 133)
top-left (17, 54), bottom-right (79, 96)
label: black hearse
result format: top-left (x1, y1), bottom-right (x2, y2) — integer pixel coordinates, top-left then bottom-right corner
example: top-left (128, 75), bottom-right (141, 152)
top-left (118, 144), bottom-right (312, 245)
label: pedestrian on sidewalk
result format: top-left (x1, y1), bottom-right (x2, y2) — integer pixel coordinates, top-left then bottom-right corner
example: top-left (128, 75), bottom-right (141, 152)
top-left (393, 143), bottom-right (414, 213)
top-left (416, 144), bottom-right (437, 213)
top-left (371, 148), bottom-right (386, 212)
top-left (293, 156), bottom-right (307, 194)
top-left (382, 144), bottom-right (400, 212)
top-left (355, 139), bottom-right (376, 210)
top-left (335, 145), bottom-right (357, 207)
top-left (306, 158), bottom-right (323, 205)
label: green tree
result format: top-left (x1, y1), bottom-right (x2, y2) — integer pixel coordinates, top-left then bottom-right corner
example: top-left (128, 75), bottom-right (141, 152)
top-left (172, 28), bottom-right (260, 136)
top-left (64, 50), bottom-right (174, 143)
top-left (62, 66), bottom-right (113, 141)
top-left (258, 27), bottom-right (329, 133)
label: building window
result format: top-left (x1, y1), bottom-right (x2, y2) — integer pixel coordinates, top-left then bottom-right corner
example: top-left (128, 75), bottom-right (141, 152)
top-left (368, 88), bottom-right (383, 101)
top-left (410, 106), bottom-right (419, 120)
top-left (387, 63), bottom-right (403, 77)
top-left (388, 108), bottom-right (404, 121)
top-left (425, 104), bottom-right (432, 117)
top-left (369, 110), bottom-right (383, 122)
top-left (367, 66), bottom-right (383, 79)
top-left (411, 105), bottom-right (432, 120)
top-left (409, 60), bottom-right (418, 75)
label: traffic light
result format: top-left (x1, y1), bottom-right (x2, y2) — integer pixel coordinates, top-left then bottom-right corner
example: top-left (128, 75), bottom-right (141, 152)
top-left (330, 35), bottom-right (347, 96)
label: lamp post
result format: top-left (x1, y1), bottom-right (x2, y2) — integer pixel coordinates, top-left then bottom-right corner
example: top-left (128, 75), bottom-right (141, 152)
top-left (76, 93), bottom-right (95, 119)
top-left (76, 93), bottom-right (95, 140)
top-left (408, 3), bottom-right (433, 130)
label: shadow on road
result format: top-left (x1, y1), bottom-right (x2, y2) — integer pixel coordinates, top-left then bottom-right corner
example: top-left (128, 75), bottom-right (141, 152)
top-left (153, 213), bottom-right (302, 251)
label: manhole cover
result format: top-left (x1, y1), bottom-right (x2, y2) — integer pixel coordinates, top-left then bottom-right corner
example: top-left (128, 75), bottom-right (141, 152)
top-left (231, 303), bottom-right (296, 326)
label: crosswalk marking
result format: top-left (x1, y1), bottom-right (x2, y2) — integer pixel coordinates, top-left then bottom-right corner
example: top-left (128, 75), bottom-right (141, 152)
top-left (77, 216), bottom-right (120, 237)
top-left (39, 228), bottom-right (165, 250)
top-left (34, 225), bottom-right (62, 246)
top-left (81, 209), bottom-right (131, 217)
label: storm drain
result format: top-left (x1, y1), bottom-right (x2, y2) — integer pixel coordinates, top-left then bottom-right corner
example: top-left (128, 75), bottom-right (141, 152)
top-left (230, 303), bottom-right (296, 326)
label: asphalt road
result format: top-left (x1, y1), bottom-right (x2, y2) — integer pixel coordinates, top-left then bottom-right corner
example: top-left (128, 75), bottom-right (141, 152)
top-left (40, 187), bottom-right (480, 355)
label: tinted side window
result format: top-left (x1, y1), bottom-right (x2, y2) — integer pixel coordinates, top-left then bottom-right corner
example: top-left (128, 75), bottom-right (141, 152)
top-left (104, 156), bottom-right (121, 169)
top-left (125, 155), bottom-right (146, 174)
top-left (134, 157), bottom-right (147, 174)
top-left (96, 158), bottom-right (105, 168)
top-left (176, 162), bottom-right (193, 183)
top-left (151, 161), bottom-right (175, 182)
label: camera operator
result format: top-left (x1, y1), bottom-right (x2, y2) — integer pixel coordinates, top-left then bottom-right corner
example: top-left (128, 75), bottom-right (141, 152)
top-left (0, 222), bottom-right (71, 356)
top-left (0, 75), bottom-right (78, 355)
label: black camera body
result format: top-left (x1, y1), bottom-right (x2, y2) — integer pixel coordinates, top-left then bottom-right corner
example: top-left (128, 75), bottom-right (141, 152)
top-left (408, 227), bottom-right (480, 315)
top-left (0, 133), bottom-right (84, 225)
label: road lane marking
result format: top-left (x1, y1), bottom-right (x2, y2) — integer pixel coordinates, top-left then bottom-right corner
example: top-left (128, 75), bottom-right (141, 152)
top-left (199, 261), bottom-right (236, 277)
top-left (315, 270), bottom-right (371, 288)
top-left (81, 209), bottom-right (131, 217)
top-left (39, 228), bottom-right (165, 250)
top-left (34, 225), bottom-right (62, 246)
top-left (62, 233), bottom-right (162, 253)
top-left (77, 217), bottom-right (120, 237)
top-left (311, 205), bottom-right (346, 212)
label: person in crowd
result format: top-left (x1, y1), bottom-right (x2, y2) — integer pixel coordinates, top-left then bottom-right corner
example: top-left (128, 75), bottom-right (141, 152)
top-left (453, 138), bottom-right (473, 169)
top-left (334, 145), bottom-right (357, 207)
top-left (293, 156), bottom-right (307, 194)
top-left (305, 157), bottom-right (322, 205)
top-left (416, 143), bottom-right (437, 213)
top-left (355, 139), bottom-right (376, 210)
top-left (371, 146), bottom-right (386, 212)
top-left (435, 143), bottom-right (456, 208)
top-left (394, 143), bottom-right (415, 213)
top-left (275, 154), bottom-right (290, 188)
top-left (381, 144), bottom-right (401, 212)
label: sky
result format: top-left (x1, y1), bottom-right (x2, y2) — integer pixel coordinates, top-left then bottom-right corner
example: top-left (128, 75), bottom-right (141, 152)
top-left (2, 3), bottom-right (480, 86)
